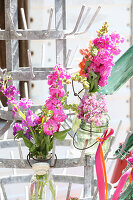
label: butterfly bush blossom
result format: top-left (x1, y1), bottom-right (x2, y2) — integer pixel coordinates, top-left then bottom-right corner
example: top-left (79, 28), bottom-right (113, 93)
top-left (77, 92), bottom-right (108, 126)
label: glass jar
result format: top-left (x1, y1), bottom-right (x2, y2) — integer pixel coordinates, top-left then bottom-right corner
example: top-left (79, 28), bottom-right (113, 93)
top-left (74, 119), bottom-right (109, 155)
top-left (30, 163), bottom-right (56, 200)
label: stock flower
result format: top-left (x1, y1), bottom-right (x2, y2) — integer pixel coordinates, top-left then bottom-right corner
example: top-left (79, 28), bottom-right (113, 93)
top-left (7, 99), bottom-right (20, 116)
top-left (24, 128), bottom-right (32, 140)
top-left (79, 23), bottom-right (124, 87)
top-left (53, 109), bottom-right (67, 122)
top-left (48, 71), bottom-right (59, 86)
top-left (13, 123), bottom-right (23, 136)
top-left (19, 98), bottom-right (33, 109)
top-left (43, 64), bottom-right (71, 135)
top-left (45, 98), bottom-right (63, 110)
top-left (2, 85), bottom-right (19, 98)
top-left (22, 110), bottom-right (39, 127)
top-left (43, 119), bottom-right (58, 135)
top-left (26, 110), bottom-right (39, 127)
top-left (78, 92), bottom-right (108, 126)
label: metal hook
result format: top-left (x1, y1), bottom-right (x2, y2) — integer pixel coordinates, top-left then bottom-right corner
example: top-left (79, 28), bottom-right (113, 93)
top-left (64, 49), bottom-right (72, 68)
top-left (0, 182), bottom-right (8, 200)
top-left (27, 50), bottom-right (35, 79)
top-left (77, 7), bottom-right (91, 32)
top-left (68, 46), bottom-right (79, 67)
top-left (75, 6), bottom-right (101, 35)
top-left (66, 182), bottom-right (72, 200)
top-left (17, 139), bottom-right (25, 167)
top-left (120, 131), bottom-right (133, 155)
top-left (7, 11), bottom-right (22, 37)
top-left (10, 151), bottom-right (17, 175)
top-left (0, 120), bottom-right (13, 137)
top-left (65, 5), bottom-right (85, 36)
top-left (47, 8), bottom-right (53, 36)
top-left (20, 8), bottom-right (28, 30)
top-left (41, 43), bottom-right (45, 67)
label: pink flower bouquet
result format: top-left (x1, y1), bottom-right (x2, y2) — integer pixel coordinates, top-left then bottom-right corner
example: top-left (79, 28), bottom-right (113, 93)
top-left (78, 22), bottom-right (124, 92)
top-left (0, 65), bottom-right (71, 159)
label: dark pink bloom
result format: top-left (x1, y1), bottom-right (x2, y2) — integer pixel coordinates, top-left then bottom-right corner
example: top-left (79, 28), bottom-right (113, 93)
top-left (2, 85), bottom-right (19, 98)
top-left (19, 98), bottom-right (33, 109)
top-left (53, 109), bottom-right (67, 122)
top-left (80, 32), bottom-right (124, 87)
top-left (43, 119), bottom-right (58, 135)
top-left (13, 123), bottom-right (23, 136)
top-left (22, 110), bottom-right (39, 127)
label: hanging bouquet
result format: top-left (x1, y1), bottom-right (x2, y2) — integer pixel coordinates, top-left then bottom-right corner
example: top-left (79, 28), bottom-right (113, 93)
top-left (63, 22), bottom-right (124, 159)
top-left (0, 65), bottom-right (71, 159)
top-left (78, 22), bottom-right (124, 92)
top-left (67, 22), bottom-right (124, 126)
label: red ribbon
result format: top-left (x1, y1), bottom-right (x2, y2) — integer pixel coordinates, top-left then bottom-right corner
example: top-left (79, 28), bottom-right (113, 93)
top-left (95, 128), bottom-right (114, 200)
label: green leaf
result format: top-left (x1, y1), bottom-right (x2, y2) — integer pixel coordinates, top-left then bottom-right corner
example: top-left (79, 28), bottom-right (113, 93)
top-left (89, 71), bottom-right (100, 92)
top-left (84, 60), bottom-right (91, 73)
top-left (53, 128), bottom-right (71, 141)
top-left (15, 130), bottom-right (33, 149)
top-left (91, 46), bottom-right (98, 56)
top-left (23, 137), bottom-right (33, 149)
top-left (29, 143), bottom-right (39, 154)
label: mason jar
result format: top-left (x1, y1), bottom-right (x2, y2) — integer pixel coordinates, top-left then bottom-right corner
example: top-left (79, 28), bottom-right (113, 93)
top-left (30, 163), bottom-right (56, 200)
top-left (74, 119), bottom-right (109, 155)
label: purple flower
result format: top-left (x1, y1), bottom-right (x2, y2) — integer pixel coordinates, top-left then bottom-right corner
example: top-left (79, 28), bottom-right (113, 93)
top-left (22, 110), bottom-right (39, 127)
top-left (13, 123), bottom-right (23, 136)
top-left (24, 128), bottom-right (32, 140)
top-left (19, 98), bottom-right (33, 109)
top-left (2, 85), bottom-right (19, 98)
top-left (7, 99), bottom-right (20, 116)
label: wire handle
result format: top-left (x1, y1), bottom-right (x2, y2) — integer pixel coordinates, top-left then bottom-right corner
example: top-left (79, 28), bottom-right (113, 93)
top-left (27, 153), bottom-right (57, 168)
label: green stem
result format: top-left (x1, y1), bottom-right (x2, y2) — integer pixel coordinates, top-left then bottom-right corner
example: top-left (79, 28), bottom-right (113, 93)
top-left (49, 179), bottom-right (56, 200)
top-left (39, 174), bottom-right (48, 199)
top-left (29, 126), bottom-right (37, 143)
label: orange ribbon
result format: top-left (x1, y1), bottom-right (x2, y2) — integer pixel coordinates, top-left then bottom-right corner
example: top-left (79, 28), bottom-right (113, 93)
top-left (95, 128), bottom-right (114, 200)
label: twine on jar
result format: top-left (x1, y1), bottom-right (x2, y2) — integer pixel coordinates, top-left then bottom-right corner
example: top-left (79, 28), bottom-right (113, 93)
top-left (32, 162), bottom-right (50, 175)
